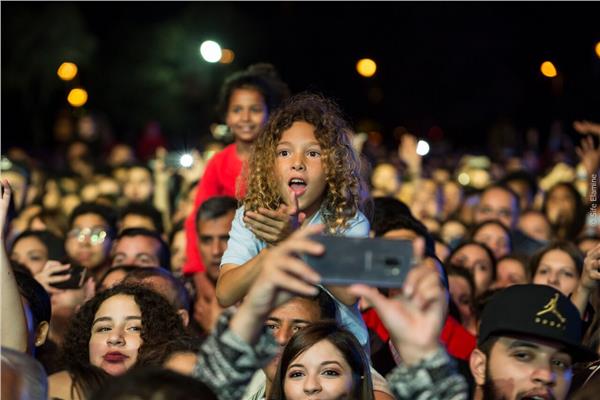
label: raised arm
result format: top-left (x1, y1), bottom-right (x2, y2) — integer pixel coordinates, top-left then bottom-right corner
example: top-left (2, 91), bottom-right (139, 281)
top-left (349, 259), bottom-right (468, 400)
top-left (0, 180), bottom-right (28, 352)
top-left (571, 243), bottom-right (600, 317)
top-left (193, 225), bottom-right (324, 400)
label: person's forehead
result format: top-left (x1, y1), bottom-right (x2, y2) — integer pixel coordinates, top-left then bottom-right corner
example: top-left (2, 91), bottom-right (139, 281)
top-left (269, 298), bottom-right (321, 322)
top-left (116, 235), bottom-right (160, 253)
top-left (198, 213), bottom-right (234, 235)
top-left (73, 213), bottom-right (108, 227)
top-left (494, 335), bottom-right (572, 358)
top-left (382, 228), bottom-right (418, 241)
top-left (481, 188), bottom-right (513, 206)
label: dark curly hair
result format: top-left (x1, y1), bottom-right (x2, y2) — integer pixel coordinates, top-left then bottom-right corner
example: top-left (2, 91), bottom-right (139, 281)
top-left (61, 284), bottom-right (186, 396)
top-left (243, 92), bottom-right (368, 234)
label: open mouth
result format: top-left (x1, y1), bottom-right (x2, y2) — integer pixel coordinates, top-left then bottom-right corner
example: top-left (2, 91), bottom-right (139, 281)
top-left (289, 178), bottom-right (307, 196)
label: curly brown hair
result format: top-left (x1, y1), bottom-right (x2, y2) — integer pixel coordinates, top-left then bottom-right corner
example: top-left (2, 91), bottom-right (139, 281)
top-left (242, 92), bottom-right (368, 234)
top-left (61, 284), bottom-right (186, 396)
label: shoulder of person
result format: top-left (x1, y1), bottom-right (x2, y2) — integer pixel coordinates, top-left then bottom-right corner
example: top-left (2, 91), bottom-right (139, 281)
top-left (48, 370), bottom-right (79, 400)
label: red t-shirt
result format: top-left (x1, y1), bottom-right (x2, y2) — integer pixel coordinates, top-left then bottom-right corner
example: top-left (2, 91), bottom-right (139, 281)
top-left (183, 144), bottom-right (245, 274)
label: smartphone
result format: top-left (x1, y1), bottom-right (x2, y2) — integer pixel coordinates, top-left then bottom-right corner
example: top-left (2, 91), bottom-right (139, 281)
top-left (302, 235), bottom-right (415, 288)
top-left (50, 264), bottom-right (87, 290)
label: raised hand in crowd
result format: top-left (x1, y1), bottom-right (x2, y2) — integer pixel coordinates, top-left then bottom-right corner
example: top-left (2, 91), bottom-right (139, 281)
top-left (0, 179), bottom-right (28, 352)
top-left (572, 243), bottom-right (600, 316)
top-left (350, 261), bottom-right (446, 366)
top-left (575, 134), bottom-right (600, 177)
top-left (574, 120), bottom-right (600, 137)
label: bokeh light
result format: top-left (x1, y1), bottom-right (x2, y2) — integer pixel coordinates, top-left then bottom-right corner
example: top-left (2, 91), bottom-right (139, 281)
top-left (179, 153), bottom-right (194, 168)
top-left (595, 41), bottom-right (600, 58)
top-left (57, 62), bottom-right (78, 81)
top-left (416, 140), bottom-right (430, 156)
top-left (219, 49), bottom-right (235, 64)
top-left (356, 58), bottom-right (377, 78)
top-left (457, 172), bottom-right (471, 186)
top-left (200, 40), bottom-right (222, 63)
top-left (540, 61), bottom-right (557, 78)
top-left (67, 88), bottom-right (88, 107)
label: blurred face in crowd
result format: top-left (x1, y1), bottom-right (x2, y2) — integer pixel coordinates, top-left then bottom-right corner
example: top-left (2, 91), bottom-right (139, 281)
top-left (449, 244), bottom-right (494, 296)
top-left (98, 269), bottom-right (129, 292)
top-left (518, 212), bottom-right (552, 242)
top-left (193, 272), bottom-right (222, 334)
top-left (441, 220), bottom-right (468, 246)
top-left (123, 167), bottom-right (153, 203)
top-left (471, 336), bottom-right (573, 400)
top-left (264, 298), bottom-right (322, 385)
top-left (506, 180), bottom-right (533, 211)
top-left (473, 222), bottom-right (510, 260)
top-left (283, 339), bottom-right (354, 400)
top-left (89, 294), bottom-right (142, 376)
top-left (111, 235), bottom-right (162, 268)
top-left (442, 181), bottom-right (463, 219)
top-left (448, 274), bottom-right (475, 331)
top-left (66, 213), bottom-right (112, 271)
top-left (533, 249), bottom-right (579, 296)
top-left (225, 88), bottom-right (268, 144)
top-left (169, 229), bottom-right (186, 277)
top-left (197, 211), bottom-right (235, 282)
top-left (11, 235), bottom-right (48, 275)
top-left (494, 258), bottom-right (528, 289)
top-left (475, 187), bottom-right (518, 230)
top-left (545, 185), bottom-right (577, 226)
top-left (61, 194), bottom-right (81, 219)
top-left (371, 163), bottom-right (399, 195)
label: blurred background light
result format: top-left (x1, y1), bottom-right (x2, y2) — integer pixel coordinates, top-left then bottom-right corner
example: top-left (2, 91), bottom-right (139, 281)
top-left (57, 62), bottom-right (78, 81)
top-left (595, 41), bottom-right (600, 58)
top-left (416, 139), bottom-right (430, 156)
top-left (356, 58), bottom-right (377, 77)
top-left (67, 88), bottom-right (88, 107)
top-left (540, 61), bottom-right (557, 78)
top-left (219, 48), bottom-right (235, 64)
top-left (458, 172), bottom-right (471, 186)
top-left (179, 153), bottom-right (194, 168)
top-left (200, 40), bottom-right (222, 63)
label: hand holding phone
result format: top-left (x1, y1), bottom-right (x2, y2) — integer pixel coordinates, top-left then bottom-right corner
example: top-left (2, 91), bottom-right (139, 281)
top-left (302, 235), bottom-right (415, 288)
top-left (34, 260), bottom-right (87, 293)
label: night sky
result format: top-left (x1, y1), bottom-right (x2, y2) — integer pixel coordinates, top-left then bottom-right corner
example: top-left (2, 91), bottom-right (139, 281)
top-left (2, 2), bottom-right (600, 155)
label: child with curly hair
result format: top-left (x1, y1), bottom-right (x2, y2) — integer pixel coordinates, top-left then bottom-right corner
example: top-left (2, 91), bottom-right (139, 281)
top-left (216, 92), bottom-right (371, 351)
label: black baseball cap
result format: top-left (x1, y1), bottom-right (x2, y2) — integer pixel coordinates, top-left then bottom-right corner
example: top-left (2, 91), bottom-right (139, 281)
top-left (478, 284), bottom-right (597, 362)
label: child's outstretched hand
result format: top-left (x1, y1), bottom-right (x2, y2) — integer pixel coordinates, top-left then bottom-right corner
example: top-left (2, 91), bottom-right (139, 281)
top-left (243, 190), bottom-right (307, 245)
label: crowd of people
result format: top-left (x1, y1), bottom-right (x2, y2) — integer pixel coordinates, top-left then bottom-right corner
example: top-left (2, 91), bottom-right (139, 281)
top-left (2, 62), bottom-right (600, 400)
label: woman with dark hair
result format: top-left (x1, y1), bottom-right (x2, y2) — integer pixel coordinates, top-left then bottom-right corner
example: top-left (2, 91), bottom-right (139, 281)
top-left (48, 284), bottom-right (186, 400)
top-left (530, 241), bottom-right (584, 297)
top-left (269, 321), bottom-right (374, 400)
top-left (542, 182), bottom-right (586, 241)
top-left (184, 63), bottom-right (290, 275)
top-left (470, 219), bottom-right (512, 260)
top-left (446, 240), bottom-right (496, 296)
top-left (9, 229), bottom-right (65, 275)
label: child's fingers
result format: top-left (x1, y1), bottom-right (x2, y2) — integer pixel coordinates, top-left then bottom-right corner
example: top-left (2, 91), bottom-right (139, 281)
top-left (47, 274), bottom-right (71, 284)
top-left (257, 207), bottom-right (287, 221)
top-left (245, 211), bottom-right (284, 230)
